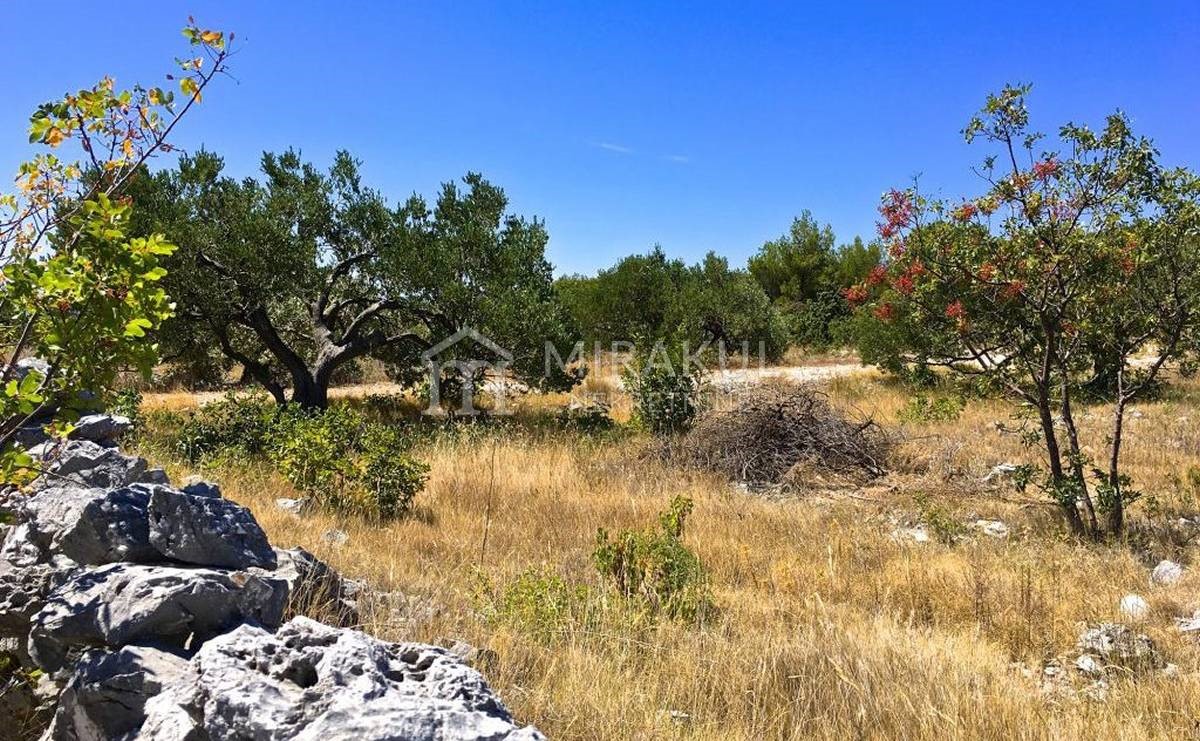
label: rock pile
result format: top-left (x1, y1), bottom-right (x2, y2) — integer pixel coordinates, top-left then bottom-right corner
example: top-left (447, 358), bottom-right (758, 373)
top-left (0, 415), bottom-right (542, 740)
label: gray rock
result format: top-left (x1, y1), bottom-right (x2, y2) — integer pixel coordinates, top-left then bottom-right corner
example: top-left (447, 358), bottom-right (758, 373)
top-left (148, 487), bottom-right (275, 570)
top-left (45, 644), bottom-right (191, 741)
top-left (29, 440), bottom-right (162, 492)
top-left (22, 484), bottom-right (159, 565)
top-left (269, 547), bottom-right (360, 627)
top-left (1151, 559), bottom-right (1184, 586)
top-left (275, 497), bottom-right (311, 517)
top-left (28, 563), bottom-right (288, 671)
top-left (982, 462), bottom-right (1020, 484)
top-left (1076, 623), bottom-right (1161, 671)
top-left (0, 524), bottom-right (79, 643)
top-left (136, 617), bottom-right (544, 740)
top-left (180, 478), bottom-right (222, 499)
top-left (68, 414), bottom-right (132, 447)
top-left (321, 529), bottom-right (349, 547)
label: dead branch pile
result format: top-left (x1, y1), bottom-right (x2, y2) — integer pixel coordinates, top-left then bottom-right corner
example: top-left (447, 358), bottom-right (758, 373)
top-left (673, 381), bottom-right (889, 486)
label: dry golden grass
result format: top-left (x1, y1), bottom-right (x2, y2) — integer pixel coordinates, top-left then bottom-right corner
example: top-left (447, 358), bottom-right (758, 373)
top-left (139, 375), bottom-right (1200, 740)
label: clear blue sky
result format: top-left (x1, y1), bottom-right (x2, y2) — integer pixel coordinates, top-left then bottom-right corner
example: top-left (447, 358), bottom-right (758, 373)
top-left (3, 2), bottom-right (1197, 275)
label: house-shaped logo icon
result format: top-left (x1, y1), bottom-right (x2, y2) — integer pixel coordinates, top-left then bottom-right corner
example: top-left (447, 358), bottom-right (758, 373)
top-left (419, 327), bottom-right (514, 416)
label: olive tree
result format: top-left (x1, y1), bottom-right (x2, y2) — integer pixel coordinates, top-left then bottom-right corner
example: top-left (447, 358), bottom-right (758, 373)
top-left (129, 153), bottom-right (577, 408)
top-left (849, 85), bottom-right (1200, 537)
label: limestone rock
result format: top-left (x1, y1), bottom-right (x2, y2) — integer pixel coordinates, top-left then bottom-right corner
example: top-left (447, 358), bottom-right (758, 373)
top-left (28, 563), bottom-right (287, 671)
top-left (29, 440), bottom-right (167, 492)
top-left (68, 414), bottom-right (133, 447)
top-left (1076, 623), bottom-right (1161, 672)
top-left (147, 487), bottom-right (276, 570)
top-left (269, 547), bottom-right (359, 627)
top-left (1119, 593), bottom-right (1150, 621)
top-left (1151, 560), bottom-right (1184, 586)
top-left (45, 644), bottom-right (191, 741)
top-left (0, 524), bottom-right (79, 642)
top-left (22, 484), bottom-right (159, 565)
top-left (136, 617), bottom-right (544, 740)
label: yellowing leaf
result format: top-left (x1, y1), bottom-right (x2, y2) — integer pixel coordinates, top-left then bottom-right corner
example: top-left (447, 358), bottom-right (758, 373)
top-left (44, 128), bottom-right (64, 147)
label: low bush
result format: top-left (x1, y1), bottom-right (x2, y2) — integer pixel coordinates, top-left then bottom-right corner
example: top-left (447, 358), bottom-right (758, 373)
top-left (898, 393), bottom-right (965, 423)
top-left (474, 568), bottom-right (594, 644)
top-left (174, 392), bottom-right (275, 462)
top-left (593, 496), bottom-right (715, 623)
top-left (267, 407), bottom-right (427, 520)
top-left (621, 345), bottom-right (702, 435)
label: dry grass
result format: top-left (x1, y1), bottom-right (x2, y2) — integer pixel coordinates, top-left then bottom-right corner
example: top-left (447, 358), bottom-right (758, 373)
top-left (138, 374), bottom-right (1200, 740)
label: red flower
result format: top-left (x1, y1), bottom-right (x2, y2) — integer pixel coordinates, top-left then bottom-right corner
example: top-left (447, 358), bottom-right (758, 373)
top-left (866, 264), bottom-right (888, 286)
top-left (978, 263), bottom-right (996, 282)
top-left (895, 275), bottom-right (914, 295)
top-left (873, 303), bottom-right (895, 321)
top-left (1001, 280), bottom-right (1024, 300)
top-left (944, 300), bottom-right (965, 319)
top-left (952, 202), bottom-right (977, 222)
top-left (1032, 159), bottom-right (1060, 180)
top-left (877, 189), bottom-right (913, 239)
top-left (887, 238), bottom-right (906, 259)
top-left (843, 285), bottom-right (868, 305)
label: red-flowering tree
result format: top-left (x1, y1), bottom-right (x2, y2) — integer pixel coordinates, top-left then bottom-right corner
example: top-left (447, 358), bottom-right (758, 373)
top-left (849, 85), bottom-right (1200, 537)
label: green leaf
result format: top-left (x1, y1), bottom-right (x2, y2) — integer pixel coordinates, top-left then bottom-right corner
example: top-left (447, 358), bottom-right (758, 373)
top-left (124, 317), bottom-right (153, 337)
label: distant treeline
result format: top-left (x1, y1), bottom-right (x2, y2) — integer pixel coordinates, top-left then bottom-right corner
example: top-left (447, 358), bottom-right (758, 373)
top-left (555, 211), bottom-right (881, 359)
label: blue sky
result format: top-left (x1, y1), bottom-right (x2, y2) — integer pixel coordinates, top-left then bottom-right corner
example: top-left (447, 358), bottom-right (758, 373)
top-left (3, 1), bottom-right (1197, 275)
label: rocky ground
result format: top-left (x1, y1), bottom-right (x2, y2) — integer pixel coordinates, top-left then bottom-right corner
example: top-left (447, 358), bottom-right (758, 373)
top-left (0, 414), bottom-right (543, 740)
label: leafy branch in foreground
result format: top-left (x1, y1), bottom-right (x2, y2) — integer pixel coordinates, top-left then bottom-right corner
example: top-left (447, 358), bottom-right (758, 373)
top-left (0, 20), bottom-right (231, 482)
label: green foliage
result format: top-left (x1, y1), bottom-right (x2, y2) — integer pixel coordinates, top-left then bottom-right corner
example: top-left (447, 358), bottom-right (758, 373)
top-left (557, 247), bottom-right (787, 360)
top-left (0, 21), bottom-right (229, 483)
top-left (127, 153), bottom-right (578, 406)
top-left (898, 394), bottom-right (965, 423)
top-left (175, 393), bottom-right (275, 462)
top-left (748, 213), bottom-right (882, 348)
top-left (847, 85), bottom-right (1200, 537)
top-left (621, 344), bottom-right (702, 435)
top-left (267, 407), bottom-right (428, 520)
top-left (474, 568), bottom-right (594, 644)
top-left (912, 492), bottom-right (964, 545)
top-left (593, 496), bottom-right (715, 623)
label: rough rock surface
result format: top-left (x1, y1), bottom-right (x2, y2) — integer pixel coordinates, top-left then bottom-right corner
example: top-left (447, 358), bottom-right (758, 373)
top-left (45, 644), bottom-right (191, 741)
top-left (0, 411), bottom-right (542, 740)
top-left (147, 487), bottom-right (276, 569)
top-left (22, 484), bottom-right (159, 565)
top-left (0, 523), bottom-right (79, 643)
top-left (68, 414), bottom-right (132, 447)
top-left (137, 617), bottom-right (545, 741)
top-left (1076, 623), bottom-right (1162, 672)
top-left (1151, 559), bottom-right (1184, 586)
top-left (29, 563), bottom-right (287, 671)
top-left (29, 440), bottom-right (168, 492)
top-left (269, 547), bottom-right (360, 627)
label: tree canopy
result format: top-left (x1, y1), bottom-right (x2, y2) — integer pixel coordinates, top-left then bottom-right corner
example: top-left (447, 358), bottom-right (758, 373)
top-left (848, 84), bottom-right (1200, 537)
top-left (557, 247), bottom-right (786, 360)
top-left (128, 151), bottom-right (577, 407)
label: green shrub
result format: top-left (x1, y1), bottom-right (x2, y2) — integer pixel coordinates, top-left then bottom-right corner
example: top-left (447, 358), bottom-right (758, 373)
top-left (174, 392), bottom-right (275, 462)
top-left (913, 492), bottom-right (964, 545)
top-left (593, 496), bottom-right (715, 623)
top-left (267, 407), bottom-right (427, 520)
top-left (474, 568), bottom-right (593, 644)
top-left (898, 393), bottom-right (965, 423)
top-left (621, 345), bottom-right (702, 435)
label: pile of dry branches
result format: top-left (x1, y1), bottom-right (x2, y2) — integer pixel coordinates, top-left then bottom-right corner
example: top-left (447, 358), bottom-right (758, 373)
top-left (672, 381), bottom-right (889, 486)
